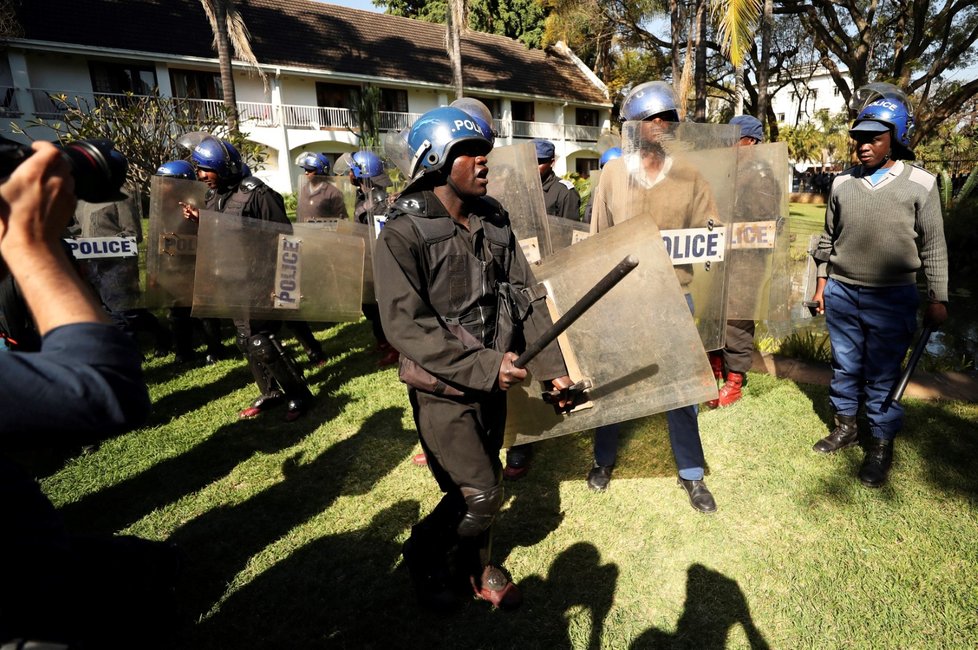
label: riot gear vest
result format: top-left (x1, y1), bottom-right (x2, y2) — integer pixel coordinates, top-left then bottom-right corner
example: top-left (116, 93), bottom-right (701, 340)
top-left (389, 191), bottom-right (515, 351)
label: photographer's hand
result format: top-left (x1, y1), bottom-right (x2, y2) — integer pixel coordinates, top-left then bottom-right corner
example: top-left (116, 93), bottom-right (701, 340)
top-left (0, 141), bottom-right (109, 332)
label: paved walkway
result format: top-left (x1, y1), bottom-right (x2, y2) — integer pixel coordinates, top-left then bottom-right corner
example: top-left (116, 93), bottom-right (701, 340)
top-left (751, 350), bottom-right (978, 403)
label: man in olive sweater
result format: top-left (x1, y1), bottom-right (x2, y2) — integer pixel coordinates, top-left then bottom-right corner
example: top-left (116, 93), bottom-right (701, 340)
top-left (810, 86), bottom-right (948, 488)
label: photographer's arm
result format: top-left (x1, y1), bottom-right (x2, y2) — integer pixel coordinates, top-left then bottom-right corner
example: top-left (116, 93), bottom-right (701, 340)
top-left (0, 142), bottom-right (149, 445)
top-left (0, 142), bottom-right (108, 332)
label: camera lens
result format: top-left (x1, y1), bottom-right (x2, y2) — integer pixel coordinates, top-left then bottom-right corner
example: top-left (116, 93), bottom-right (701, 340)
top-left (61, 139), bottom-right (128, 202)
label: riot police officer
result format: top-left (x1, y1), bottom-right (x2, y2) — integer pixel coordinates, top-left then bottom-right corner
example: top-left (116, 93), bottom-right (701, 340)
top-left (532, 138), bottom-right (581, 221)
top-left (375, 107), bottom-right (574, 610)
top-left (182, 136), bottom-right (313, 421)
top-left (155, 160), bottom-right (228, 364)
top-left (296, 152), bottom-right (348, 222)
top-left (707, 115), bottom-right (772, 407)
top-left (587, 81), bottom-right (718, 514)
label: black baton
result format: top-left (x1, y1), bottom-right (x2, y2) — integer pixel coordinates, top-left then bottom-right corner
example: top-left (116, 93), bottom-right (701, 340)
top-left (514, 255), bottom-right (639, 369)
top-left (881, 325), bottom-right (934, 412)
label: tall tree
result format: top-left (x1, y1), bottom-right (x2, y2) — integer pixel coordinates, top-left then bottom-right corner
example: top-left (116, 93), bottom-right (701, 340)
top-left (711, 0), bottom-right (763, 115)
top-left (777, 0), bottom-right (978, 144)
top-left (199, 0), bottom-right (266, 135)
top-left (383, 0), bottom-right (548, 47)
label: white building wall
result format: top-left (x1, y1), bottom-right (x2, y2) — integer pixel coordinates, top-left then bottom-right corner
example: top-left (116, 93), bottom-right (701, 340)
top-left (771, 68), bottom-right (849, 127)
top-left (26, 54), bottom-right (91, 92)
top-left (7, 47), bottom-right (611, 192)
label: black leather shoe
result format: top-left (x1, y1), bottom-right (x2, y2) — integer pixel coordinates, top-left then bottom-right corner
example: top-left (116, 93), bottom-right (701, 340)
top-left (238, 391), bottom-right (284, 419)
top-left (858, 437), bottom-right (894, 488)
top-left (813, 414), bottom-right (859, 453)
top-left (587, 465), bottom-right (613, 491)
top-left (284, 399), bottom-right (305, 422)
top-left (503, 445), bottom-right (533, 481)
top-left (678, 478), bottom-right (717, 513)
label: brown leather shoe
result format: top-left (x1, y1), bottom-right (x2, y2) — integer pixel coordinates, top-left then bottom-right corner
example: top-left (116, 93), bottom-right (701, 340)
top-left (471, 565), bottom-right (522, 610)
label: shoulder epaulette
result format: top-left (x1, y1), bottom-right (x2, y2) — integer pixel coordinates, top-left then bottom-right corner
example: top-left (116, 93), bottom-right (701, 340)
top-left (239, 176), bottom-right (263, 193)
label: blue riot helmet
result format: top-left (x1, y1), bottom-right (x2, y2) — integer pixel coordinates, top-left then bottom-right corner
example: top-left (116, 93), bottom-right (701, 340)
top-left (599, 147), bottom-right (622, 169)
top-left (241, 163), bottom-right (252, 178)
top-left (450, 97), bottom-right (497, 146)
top-left (351, 151), bottom-right (384, 179)
top-left (295, 151), bottom-right (330, 175)
top-left (620, 81), bottom-right (679, 122)
top-left (849, 83), bottom-right (915, 159)
top-left (190, 135), bottom-right (243, 179)
top-left (392, 106), bottom-right (493, 185)
top-left (155, 159), bottom-right (196, 180)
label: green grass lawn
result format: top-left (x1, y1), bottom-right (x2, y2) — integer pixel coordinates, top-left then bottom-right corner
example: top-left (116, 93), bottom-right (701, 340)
top-left (37, 315), bottom-right (978, 649)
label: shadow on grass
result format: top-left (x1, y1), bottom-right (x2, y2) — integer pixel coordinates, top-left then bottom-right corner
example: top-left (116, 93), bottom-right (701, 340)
top-left (631, 564), bottom-right (770, 650)
top-left (56, 357), bottom-right (370, 536)
top-left (791, 381), bottom-right (978, 501)
top-left (896, 400), bottom-right (978, 499)
top-left (190, 534), bottom-right (620, 649)
top-left (57, 321), bottom-right (378, 534)
top-left (188, 499), bottom-right (421, 649)
top-left (169, 406), bottom-right (416, 630)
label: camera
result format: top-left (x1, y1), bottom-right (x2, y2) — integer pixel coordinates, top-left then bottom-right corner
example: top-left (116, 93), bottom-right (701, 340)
top-left (0, 136), bottom-right (128, 203)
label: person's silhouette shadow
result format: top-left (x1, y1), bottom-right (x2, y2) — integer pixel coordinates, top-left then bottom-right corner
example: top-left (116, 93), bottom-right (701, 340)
top-left (631, 563), bottom-right (770, 649)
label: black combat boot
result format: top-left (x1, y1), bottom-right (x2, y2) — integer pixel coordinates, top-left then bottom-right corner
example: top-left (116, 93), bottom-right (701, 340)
top-left (858, 437), bottom-right (894, 488)
top-left (812, 414), bottom-right (859, 453)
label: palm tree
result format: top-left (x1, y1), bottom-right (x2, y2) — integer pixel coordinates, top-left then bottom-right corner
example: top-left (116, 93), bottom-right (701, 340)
top-left (711, 0), bottom-right (762, 117)
top-left (199, 0), bottom-right (266, 135)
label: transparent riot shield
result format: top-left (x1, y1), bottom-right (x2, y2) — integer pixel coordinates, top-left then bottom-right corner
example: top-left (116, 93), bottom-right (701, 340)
top-left (725, 142), bottom-right (792, 334)
top-left (546, 214), bottom-right (590, 252)
top-left (617, 120), bottom-right (740, 350)
top-left (778, 233), bottom-right (826, 333)
top-left (504, 214), bottom-right (718, 447)
top-left (192, 211), bottom-right (364, 322)
top-left (331, 174), bottom-right (359, 222)
top-left (145, 176), bottom-right (209, 308)
top-left (296, 175), bottom-right (350, 222)
top-left (301, 218), bottom-right (376, 304)
top-left (71, 190), bottom-right (146, 311)
top-left (486, 142), bottom-right (552, 263)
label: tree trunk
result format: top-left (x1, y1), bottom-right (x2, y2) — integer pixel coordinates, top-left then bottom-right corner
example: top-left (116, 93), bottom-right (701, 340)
top-left (757, 0), bottom-right (772, 133)
top-left (694, 0), bottom-right (707, 122)
top-left (447, 0), bottom-right (465, 100)
top-left (214, 1), bottom-right (239, 135)
top-left (735, 62), bottom-right (744, 115)
top-left (670, 0), bottom-right (682, 93)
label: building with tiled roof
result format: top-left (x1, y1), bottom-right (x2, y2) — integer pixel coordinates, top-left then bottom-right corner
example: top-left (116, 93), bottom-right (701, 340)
top-left (2, 0), bottom-right (612, 192)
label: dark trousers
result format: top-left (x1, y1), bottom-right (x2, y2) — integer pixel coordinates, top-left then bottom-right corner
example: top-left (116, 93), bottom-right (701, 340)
top-left (408, 389), bottom-right (506, 571)
top-left (722, 319), bottom-right (755, 374)
top-left (824, 279), bottom-right (918, 440)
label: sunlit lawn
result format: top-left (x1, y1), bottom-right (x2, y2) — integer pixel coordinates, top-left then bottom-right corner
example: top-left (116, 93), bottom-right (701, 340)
top-left (39, 312), bottom-right (978, 649)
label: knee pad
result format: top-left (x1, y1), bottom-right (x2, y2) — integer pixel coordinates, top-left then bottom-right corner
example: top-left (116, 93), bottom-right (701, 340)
top-left (248, 333), bottom-right (277, 363)
top-left (457, 484), bottom-right (504, 538)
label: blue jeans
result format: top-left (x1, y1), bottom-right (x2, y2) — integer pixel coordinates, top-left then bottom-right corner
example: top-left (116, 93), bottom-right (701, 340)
top-left (593, 293), bottom-right (706, 480)
top-left (594, 407), bottom-right (705, 480)
top-left (824, 279), bottom-right (918, 441)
